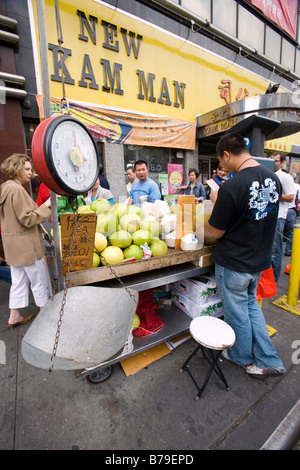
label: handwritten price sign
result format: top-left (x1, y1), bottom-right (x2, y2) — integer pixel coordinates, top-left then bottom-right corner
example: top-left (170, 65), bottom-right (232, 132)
top-left (60, 212), bottom-right (97, 275)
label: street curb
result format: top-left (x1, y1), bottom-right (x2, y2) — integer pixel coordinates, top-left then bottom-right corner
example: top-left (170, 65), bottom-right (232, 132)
top-left (261, 398), bottom-right (300, 450)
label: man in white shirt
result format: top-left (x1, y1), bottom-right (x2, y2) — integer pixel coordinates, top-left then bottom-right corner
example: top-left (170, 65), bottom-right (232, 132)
top-left (270, 153), bottom-right (295, 282)
top-left (284, 172), bottom-right (300, 256)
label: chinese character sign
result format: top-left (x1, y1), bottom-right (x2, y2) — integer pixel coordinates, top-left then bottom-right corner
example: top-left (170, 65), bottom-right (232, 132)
top-left (247, 0), bottom-right (297, 39)
top-left (218, 79), bottom-right (249, 105)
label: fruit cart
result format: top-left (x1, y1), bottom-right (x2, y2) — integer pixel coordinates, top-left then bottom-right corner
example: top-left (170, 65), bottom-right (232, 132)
top-left (22, 199), bottom-right (215, 383)
top-left (21, 107), bottom-right (216, 382)
top-left (20, 105), bottom-right (216, 383)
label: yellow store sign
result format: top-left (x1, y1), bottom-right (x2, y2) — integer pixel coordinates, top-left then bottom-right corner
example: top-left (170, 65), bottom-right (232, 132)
top-left (30, 0), bottom-right (276, 119)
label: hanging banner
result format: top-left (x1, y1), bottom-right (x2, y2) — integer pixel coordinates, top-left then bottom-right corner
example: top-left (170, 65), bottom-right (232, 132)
top-left (36, 96), bottom-right (196, 150)
top-left (168, 163), bottom-right (184, 194)
top-left (247, 0), bottom-right (298, 39)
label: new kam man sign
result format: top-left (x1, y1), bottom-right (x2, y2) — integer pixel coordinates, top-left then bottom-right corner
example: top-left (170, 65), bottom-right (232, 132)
top-left (33, 1), bottom-right (186, 116)
top-left (31, 0), bottom-right (272, 121)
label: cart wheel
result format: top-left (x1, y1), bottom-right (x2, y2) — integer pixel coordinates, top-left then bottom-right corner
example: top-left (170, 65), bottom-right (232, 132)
top-left (86, 365), bottom-right (114, 384)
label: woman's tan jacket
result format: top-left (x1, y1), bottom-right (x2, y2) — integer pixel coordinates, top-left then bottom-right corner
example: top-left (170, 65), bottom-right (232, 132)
top-left (0, 180), bottom-right (51, 266)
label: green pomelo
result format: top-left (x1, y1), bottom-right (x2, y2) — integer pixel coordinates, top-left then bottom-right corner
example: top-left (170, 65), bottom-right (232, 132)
top-left (140, 219), bottom-right (161, 236)
top-left (90, 198), bottom-right (111, 214)
top-left (111, 202), bottom-right (127, 220)
top-left (150, 239), bottom-right (168, 256)
top-left (101, 246), bottom-right (124, 266)
top-left (127, 205), bottom-right (144, 219)
top-left (123, 244), bottom-right (144, 260)
top-left (132, 229), bottom-right (153, 246)
top-left (94, 232), bottom-right (107, 252)
top-left (120, 214), bottom-right (141, 232)
top-left (109, 230), bottom-right (132, 248)
top-left (92, 252), bottom-right (101, 268)
top-left (96, 212), bottom-right (118, 234)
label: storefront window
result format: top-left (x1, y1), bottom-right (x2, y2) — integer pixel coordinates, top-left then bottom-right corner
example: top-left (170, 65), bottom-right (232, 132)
top-left (199, 158), bottom-right (211, 185)
top-left (124, 145), bottom-right (183, 186)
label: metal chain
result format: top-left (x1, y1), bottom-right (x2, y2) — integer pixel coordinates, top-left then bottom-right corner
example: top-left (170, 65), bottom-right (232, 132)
top-left (49, 209), bottom-right (138, 372)
top-left (49, 210), bottom-right (81, 371)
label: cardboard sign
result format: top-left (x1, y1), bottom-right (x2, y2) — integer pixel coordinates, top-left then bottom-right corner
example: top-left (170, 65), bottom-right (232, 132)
top-left (60, 212), bottom-right (97, 275)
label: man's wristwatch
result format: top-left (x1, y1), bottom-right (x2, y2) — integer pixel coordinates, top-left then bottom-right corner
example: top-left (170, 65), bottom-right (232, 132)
top-left (0, 259), bottom-right (7, 266)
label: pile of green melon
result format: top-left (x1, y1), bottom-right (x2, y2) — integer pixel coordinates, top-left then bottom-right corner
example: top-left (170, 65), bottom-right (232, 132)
top-left (79, 199), bottom-right (169, 267)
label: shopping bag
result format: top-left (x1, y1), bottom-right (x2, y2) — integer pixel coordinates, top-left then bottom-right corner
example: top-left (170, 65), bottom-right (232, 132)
top-left (256, 267), bottom-right (277, 300)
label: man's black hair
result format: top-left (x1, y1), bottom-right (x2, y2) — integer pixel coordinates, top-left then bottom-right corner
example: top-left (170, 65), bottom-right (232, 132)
top-left (134, 160), bottom-right (148, 169)
top-left (216, 133), bottom-right (248, 158)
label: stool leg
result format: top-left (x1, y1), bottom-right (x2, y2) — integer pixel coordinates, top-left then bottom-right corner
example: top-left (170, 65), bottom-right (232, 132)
top-left (195, 350), bottom-right (229, 400)
top-left (181, 345), bottom-right (230, 400)
top-left (205, 349), bottom-right (230, 390)
top-left (180, 344), bottom-right (201, 372)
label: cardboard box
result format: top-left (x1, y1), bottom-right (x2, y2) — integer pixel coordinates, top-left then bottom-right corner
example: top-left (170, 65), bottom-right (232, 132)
top-left (170, 275), bottom-right (219, 306)
top-left (171, 288), bottom-right (223, 319)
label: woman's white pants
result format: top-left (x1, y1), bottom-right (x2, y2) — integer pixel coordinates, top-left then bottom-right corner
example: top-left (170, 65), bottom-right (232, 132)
top-left (9, 258), bottom-right (50, 309)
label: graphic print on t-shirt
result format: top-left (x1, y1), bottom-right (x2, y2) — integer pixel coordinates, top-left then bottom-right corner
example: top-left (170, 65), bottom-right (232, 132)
top-left (248, 178), bottom-right (279, 221)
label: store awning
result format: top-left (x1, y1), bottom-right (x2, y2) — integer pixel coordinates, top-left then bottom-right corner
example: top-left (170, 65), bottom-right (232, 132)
top-left (197, 93), bottom-right (300, 141)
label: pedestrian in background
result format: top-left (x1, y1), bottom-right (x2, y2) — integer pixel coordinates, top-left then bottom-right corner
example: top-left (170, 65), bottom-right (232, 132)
top-left (0, 255), bottom-right (11, 284)
top-left (85, 177), bottom-right (114, 205)
top-left (269, 152), bottom-right (295, 281)
top-left (0, 154), bottom-right (51, 328)
top-left (126, 166), bottom-right (137, 196)
top-left (283, 172), bottom-right (300, 256)
top-left (179, 168), bottom-right (206, 202)
top-left (99, 163), bottom-right (110, 190)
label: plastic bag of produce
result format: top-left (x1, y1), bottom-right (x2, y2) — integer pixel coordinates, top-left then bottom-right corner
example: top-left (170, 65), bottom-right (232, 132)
top-left (161, 214), bottom-right (177, 234)
top-left (152, 200), bottom-right (170, 220)
top-left (133, 289), bottom-right (163, 337)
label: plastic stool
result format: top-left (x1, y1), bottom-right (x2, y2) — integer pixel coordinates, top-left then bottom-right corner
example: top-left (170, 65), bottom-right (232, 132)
top-left (180, 316), bottom-right (236, 400)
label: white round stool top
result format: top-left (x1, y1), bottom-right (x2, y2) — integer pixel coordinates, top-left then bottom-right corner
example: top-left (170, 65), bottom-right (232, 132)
top-left (190, 317), bottom-right (235, 350)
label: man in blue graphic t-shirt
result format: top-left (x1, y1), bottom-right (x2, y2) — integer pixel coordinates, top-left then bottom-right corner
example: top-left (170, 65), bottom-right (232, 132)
top-left (208, 133), bottom-right (286, 378)
top-left (128, 160), bottom-right (161, 206)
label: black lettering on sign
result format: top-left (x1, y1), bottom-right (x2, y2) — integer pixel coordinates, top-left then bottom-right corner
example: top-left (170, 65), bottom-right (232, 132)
top-left (77, 9), bottom-right (98, 44)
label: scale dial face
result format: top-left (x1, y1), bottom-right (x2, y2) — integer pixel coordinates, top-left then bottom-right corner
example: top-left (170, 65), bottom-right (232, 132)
top-left (46, 117), bottom-right (99, 195)
top-left (32, 115), bottom-right (100, 196)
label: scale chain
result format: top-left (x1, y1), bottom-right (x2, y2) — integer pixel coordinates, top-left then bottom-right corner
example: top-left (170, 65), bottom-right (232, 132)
top-left (49, 211), bottom-right (138, 372)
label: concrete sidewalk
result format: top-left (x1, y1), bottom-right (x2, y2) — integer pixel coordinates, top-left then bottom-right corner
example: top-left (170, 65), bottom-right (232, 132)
top-left (0, 254), bottom-right (299, 451)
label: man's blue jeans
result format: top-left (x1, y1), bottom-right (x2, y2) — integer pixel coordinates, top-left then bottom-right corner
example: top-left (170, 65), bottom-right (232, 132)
top-left (271, 217), bottom-right (285, 283)
top-left (284, 208), bottom-right (297, 255)
top-left (215, 264), bottom-right (284, 369)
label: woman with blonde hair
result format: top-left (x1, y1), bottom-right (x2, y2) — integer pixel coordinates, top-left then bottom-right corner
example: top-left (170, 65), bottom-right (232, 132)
top-left (0, 153), bottom-right (51, 328)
